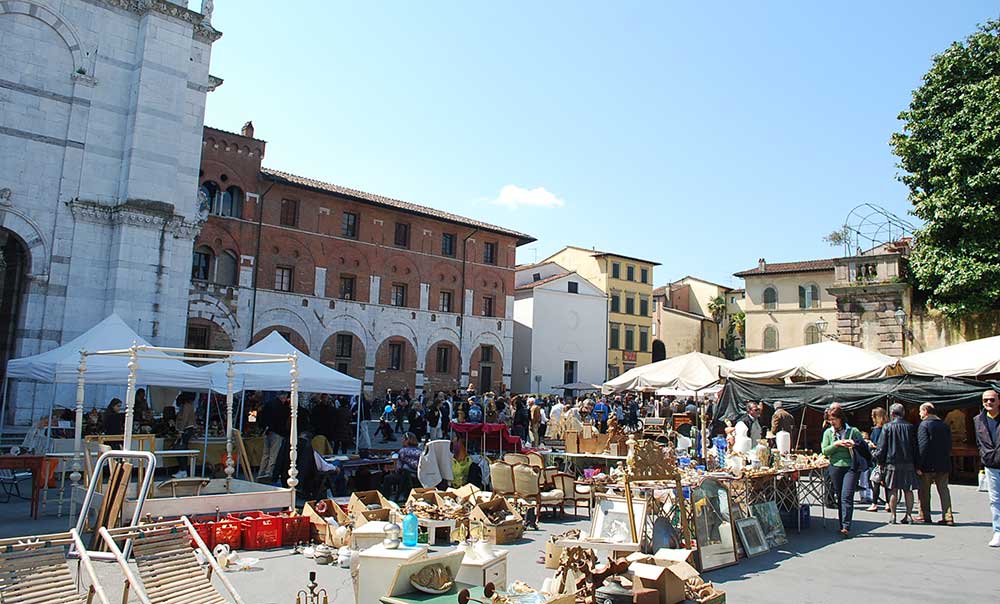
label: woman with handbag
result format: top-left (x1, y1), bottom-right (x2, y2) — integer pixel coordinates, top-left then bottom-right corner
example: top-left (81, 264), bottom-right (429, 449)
top-left (866, 407), bottom-right (889, 512)
top-left (876, 403), bottom-right (920, 524)
top-left (821, 405), bottom-right (867, 537)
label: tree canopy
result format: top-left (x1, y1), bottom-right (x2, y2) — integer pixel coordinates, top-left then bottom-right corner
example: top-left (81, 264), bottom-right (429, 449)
top-left (890, 20), bottom-right (1000, 317)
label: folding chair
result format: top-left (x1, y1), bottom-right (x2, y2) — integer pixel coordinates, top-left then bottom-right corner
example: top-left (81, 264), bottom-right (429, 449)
top-left (0, 529), bottom-right (111, 604)
top-left (0, 467), bottom-right (31, 503)
top-left (100, 517), bottom-right (245, 604)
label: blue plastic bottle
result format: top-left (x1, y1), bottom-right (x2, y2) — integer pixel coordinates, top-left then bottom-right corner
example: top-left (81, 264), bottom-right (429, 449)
top-left (402, 509), bottom-right (419, 547)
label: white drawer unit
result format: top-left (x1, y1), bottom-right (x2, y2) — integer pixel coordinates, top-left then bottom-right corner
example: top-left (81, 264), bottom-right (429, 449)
top-left (457, 550), bottom-right (508, 589)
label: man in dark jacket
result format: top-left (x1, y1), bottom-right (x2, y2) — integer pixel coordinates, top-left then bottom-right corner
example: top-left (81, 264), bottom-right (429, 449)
top-left (916, 403), bottom-right (953, 525)
top-left (973, 389), bottom-right (1000, 547)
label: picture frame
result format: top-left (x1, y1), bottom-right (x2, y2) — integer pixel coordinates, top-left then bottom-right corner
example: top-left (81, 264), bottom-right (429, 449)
top-left (735, 517), bottom-right (770, 557)
top-left (591, 494), bottom-right (646, 543)
top-left (751, 501), bottom-right (787, 548)
top-left (690, 478), bottom-right (738, 571)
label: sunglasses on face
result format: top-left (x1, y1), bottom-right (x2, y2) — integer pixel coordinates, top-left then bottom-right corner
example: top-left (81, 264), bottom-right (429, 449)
top-left (985, 397), bottom-right (998, 402)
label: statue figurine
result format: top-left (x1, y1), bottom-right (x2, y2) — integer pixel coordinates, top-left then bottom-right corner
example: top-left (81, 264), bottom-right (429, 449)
top-left (202, 0), bottom-right (215, 25)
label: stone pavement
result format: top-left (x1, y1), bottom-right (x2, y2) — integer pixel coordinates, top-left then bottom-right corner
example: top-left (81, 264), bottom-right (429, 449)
top-left (0, 484), bottom-right (993, 603)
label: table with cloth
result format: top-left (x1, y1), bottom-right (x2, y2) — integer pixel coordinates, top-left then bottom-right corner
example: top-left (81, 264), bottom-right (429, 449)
top-left (450, 423), bottom-right (522, 454)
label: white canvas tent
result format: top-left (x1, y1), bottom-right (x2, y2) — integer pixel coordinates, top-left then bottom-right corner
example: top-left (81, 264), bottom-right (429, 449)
top-left (900, 335), bottom-right (1000, 377)
top-left (721, 340), bottom-right (902, 382)
top-left (654, 385), bottom-right (723, 398)
top-left (5, 314), bottom-right (209, 388)
top-left (602, 351), bottom-right (731, 394)
top-left (201, 331), bottom-right (361, 395)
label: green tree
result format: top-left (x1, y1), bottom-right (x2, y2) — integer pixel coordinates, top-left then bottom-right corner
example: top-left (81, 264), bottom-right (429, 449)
top-left (707, 296), bottom-right (726, 323)
top-left (890, 20), bottom-right (1000, 317)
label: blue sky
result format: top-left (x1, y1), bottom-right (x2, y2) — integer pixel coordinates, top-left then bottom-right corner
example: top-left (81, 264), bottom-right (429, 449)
top-left (203, 1), bottom-right (997, 288)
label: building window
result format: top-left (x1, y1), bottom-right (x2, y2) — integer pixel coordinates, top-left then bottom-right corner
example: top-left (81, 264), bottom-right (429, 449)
top-left (563, 360), bottom-right (577, 385)
top-left (624, 326), bottom-right (635, 351)
top-left (200, 181), bottom-right (219, 211)
top-left (610, 293), bottom-right (620, 313)
top-left (391, 283), bottom-right (407, 307)
top-left (798, 284), bottom-right (820, 309)
top-left (210, 185), bottom-right (243, 218)
top-left (275, 266), bottom-right (293, 292)
top-left (626, 265), bottom-right (635, 281)
top-left (763, 286), bottom-right (778, 311)
top-left (341, 212), bottom-right (358, 238)
top-left (388, 342), bottom-right (403, 370)
top-left (336, 361), bottom-right (349, 374)
top-left (611, 263), bottom-right (621, 279)
top-left (640, 267), bottom-right (649, 284)
top-left (280, 199), bottom-right (299, 227)
top-left (192, 246), bottom-right (212, 281)
top-left (568, 281), bottom-right (579, 294)
top-left (394, 222), bottom-right (410, 247)
top-left (805, 324), bottom-right (821, 345)
top-left (532, 273), bottom-right (541, 282)
top-left (335, 334), bottom-right (353, 358)
top-left (439, 290), bottom-right (453, 313)
top-left (639, 327), bottom-right (649, 352)
top-left (339, 275), bottom-right (356, 300)
top-left (436, 346), bottom-right (450, 373)
top-left (763, 325), bottom-right (778, 351)
top-left (186, 325), bottom-right (209, 350)
top-left (480, 345), bottom-right (493, 363)
top-left (610, 324), bottom-right (620, 349)
top-left (217, 250), bottom-right (238, 286)
top-left (639, 297), bottom-right (649, 316)
top-left (483, 242), bottom-right (497, 265)
top-left (442, 233), bottom-right (456, 257)
top-left (483, 295), bottom-right (495, 317)
top-left (625, 295), bottom-right (635, 315)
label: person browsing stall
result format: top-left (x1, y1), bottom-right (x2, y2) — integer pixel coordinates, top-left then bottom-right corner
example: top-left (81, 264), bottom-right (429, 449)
top-left (821, 405), bottom-right (867, 537)
top-left (973, 389), bottom-right (1000, 547)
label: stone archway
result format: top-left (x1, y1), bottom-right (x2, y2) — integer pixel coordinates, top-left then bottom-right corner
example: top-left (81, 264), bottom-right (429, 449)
top-left (0, 229), bottom-right (29, 391)
top-left (652, 339), bottom-right (666, 362)
top-left (470, 344), bottom-right (503, 394)
top-left (252, 325), bottom-right (310, 355)
top-left (320, 331), bottom-right (366, 380)
top-left (373, 337), bottom-right (417, 397)
top-left (424, 340), bottom-right (460, 396)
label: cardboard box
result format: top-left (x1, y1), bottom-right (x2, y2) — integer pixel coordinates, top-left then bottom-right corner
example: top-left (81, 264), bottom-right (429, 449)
top-left (633, 587), bottom-right (660, 604)
top-left (448, 484), bottom-right (481, 503)
top-left (663, 561), bottom-right (702, 604)
top-left (302, 499), bottom-right (351, 546)
top-left (679, 591), bottom-right (726, 604)
top-left (630, 562), bottom-right (671, 604)
top-left (406, 488), bottom-right (440, 507)
top-left (470, 496), bottom-right (524, 545)
top-left (349, 490), bottom-right (396, 525)
top-left (653, 548), bottom-right (696, 568)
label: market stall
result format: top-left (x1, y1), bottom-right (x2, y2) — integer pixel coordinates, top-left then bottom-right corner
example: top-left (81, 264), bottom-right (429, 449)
top-left (900, 334), bottom-right (1000, 378)
top-left (602, 351), bottom-right (730, 394)
top-left (450, 422), bottom-right (522, 454)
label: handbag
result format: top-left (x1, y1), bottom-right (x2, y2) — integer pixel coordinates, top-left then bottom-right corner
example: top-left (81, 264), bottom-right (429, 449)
top-left (870, 464), bottom-right (884, 484)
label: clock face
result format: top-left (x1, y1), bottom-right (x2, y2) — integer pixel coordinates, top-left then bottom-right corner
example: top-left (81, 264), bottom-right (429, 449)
top-left (567, 310), bottom-right (580, 329)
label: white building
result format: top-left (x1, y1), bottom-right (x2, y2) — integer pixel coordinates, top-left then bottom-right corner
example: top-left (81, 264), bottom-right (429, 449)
top-left (0, 0), bottom-right (220, 423)
top-left (512, 262), bottom-right (608, 394)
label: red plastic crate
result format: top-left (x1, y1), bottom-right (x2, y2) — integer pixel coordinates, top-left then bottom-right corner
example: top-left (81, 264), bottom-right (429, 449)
top-left (278, 512), bottom-right (310, 546)
top-left (191, 515), bottom-right (242, 550)
top-left (230, 511), bottom-right (283, 550)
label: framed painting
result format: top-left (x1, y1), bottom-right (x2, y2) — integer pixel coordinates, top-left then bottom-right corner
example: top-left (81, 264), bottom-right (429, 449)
top-left (751, 501), bottom-right (787, 548)
top-left (735, 517), bottom-right (769, 557)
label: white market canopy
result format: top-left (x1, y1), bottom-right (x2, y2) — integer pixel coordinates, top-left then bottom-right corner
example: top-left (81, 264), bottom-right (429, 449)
top-left (654, 385), bottom-right (723, 398)
top-left (721, 340), bottom-right (902, 383)
top-left (900, 335), bottom-right (1000, 378)
top-left (5, 313), bottom-right (210, 388)
top-left (201, 331), bottom-right (361, 395)
top-left (550, 382), bottom-right (601, 391)
top-left (602, 351), bottom-right (731, 394)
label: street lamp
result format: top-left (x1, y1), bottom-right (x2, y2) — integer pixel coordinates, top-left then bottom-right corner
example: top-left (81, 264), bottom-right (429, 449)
top-left (894, 308), bottom-right (907, 326)
top-left (816, 316), bottom-right (828, 335)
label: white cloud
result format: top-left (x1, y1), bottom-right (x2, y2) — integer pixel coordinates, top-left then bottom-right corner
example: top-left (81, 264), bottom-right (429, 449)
top-left (490, 185), bottom-right (566, 209)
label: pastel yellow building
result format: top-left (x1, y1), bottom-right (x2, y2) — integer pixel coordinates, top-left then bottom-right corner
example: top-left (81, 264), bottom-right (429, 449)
top-left (541, 246), bottom-right (660, 378)
top-left (734, 258), bottom-right (837, 356)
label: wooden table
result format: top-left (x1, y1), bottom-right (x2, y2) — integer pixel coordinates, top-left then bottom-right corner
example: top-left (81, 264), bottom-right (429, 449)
top-left (0, 455), bottom-right (45, 519)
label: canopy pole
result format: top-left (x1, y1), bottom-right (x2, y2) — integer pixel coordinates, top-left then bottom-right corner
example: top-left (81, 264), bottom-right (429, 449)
top-left (224, 359), bottom-right (235, 493)
top-left (793, 404), bottom-right (807, 450)
top-left (70, 350), bottom-right (87, 520)
top-left (235, 389), bottom-right (246, 479)
top-left (122, 343), bottom-right (139, 450)
top-left (354, 389), bottom-right (362, 455)
top-left (287, 355), bottom-right (300, 491)
top-left (200, 390), bottom-right (210, 477)
top-left (0, 376), bottom-right (10, 445)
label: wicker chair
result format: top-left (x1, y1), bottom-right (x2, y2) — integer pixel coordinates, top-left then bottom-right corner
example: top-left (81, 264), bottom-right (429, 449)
top-left (489, 461), bottom-right (517, 497)
top-left (0, 529), bottom-right (111, 604)
top-left (100, 517), bottom-right (245, 604)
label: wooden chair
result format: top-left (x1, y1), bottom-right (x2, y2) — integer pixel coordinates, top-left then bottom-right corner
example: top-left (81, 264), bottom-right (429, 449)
top-left (0, 529), bottom-right (111, 604)
top-left (489, 461), bottom-right (516, 497)
top-left (526, 451), bottom-right (545, 469)
top-left (503, 453), bottom-right (530, 466)
top-left (100, 517), bottom-right (245, 604)
top-left (549, 472), bottom-right (580, 515)
top-left (512, 463), bottom-right (566, 519)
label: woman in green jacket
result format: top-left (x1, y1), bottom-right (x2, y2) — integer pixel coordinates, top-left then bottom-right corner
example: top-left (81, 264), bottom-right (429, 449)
top-left (822, 405), bottom-right (865, 536)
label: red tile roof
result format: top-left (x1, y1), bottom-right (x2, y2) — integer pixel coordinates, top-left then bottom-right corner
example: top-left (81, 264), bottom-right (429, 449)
top-left (515, 272), bottom-right (573, 290)
top-left (262, 168), bottom-right (536, 246)
top-left (734, 258), bottom-right (837, 277)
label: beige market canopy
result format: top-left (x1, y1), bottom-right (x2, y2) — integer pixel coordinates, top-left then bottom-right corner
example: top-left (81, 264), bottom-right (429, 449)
top-left (602, 351), bottom-right (731, 394)
top-left (721, 340), bottom-right (902, 383)
top-left (900, 335), bottom-right (1000, 378)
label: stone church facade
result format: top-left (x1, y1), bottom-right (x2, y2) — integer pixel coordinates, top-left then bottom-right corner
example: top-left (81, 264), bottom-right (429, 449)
top-left (0, 0), bottom-right (220, 423)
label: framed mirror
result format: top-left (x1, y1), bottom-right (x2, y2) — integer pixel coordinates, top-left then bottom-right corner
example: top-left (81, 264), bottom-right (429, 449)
top-left (690, 478), bottom-right (738, 571)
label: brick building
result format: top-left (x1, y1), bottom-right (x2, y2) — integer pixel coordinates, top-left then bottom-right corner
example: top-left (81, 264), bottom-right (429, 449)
top-left (189, 124), bottom-right (534, 398)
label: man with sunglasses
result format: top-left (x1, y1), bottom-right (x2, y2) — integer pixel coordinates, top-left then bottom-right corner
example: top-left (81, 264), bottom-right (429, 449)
top-left (973, 389), bottom-right (1000, 547)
